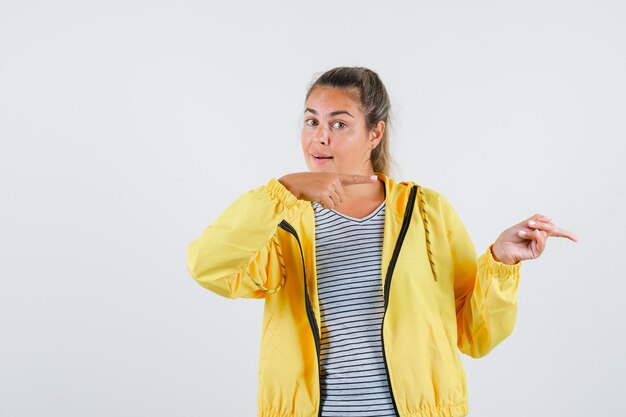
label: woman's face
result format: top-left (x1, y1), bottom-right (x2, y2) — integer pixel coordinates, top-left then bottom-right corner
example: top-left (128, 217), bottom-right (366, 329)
top-left (301, 86), bottom-right (382, 175)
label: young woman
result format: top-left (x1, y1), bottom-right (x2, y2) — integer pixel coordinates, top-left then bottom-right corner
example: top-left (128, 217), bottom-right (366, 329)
top-left (186, 66), bottom-right (577, 417)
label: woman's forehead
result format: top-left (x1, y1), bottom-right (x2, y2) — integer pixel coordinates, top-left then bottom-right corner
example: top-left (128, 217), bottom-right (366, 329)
top-left (305, 87), bottom-right (361, 115)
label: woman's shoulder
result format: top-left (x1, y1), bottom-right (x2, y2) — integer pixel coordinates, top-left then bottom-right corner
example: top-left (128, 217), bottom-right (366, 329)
top-left (392, 178), bottom-right (452, 209)
top-left (391, 178), bottom-right (461, 223)
top-left (379, 174), bottom-right (467, 235)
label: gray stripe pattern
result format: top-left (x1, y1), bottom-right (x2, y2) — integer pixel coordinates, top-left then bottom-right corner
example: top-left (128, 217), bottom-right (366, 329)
top-left (312, 200), bottom-right (395, 417)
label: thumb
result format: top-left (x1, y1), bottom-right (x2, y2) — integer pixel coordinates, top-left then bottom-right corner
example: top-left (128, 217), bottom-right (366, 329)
top-left (339, 174), bottom-right (379, 186)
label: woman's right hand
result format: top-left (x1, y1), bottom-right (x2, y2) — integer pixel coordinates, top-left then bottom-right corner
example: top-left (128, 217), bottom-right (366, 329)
top-left (277, 172), bottom-right (378, 209)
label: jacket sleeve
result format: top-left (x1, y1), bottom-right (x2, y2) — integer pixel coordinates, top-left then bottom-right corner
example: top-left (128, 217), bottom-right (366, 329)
top-left (442, 197), bottom-right (522, 358)
top-left (186, 177), bottom-right (302, 300)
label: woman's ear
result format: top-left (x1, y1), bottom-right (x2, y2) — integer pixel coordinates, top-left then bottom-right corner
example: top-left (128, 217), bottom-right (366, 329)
top-left (370, 120), bottom-right (385, 142)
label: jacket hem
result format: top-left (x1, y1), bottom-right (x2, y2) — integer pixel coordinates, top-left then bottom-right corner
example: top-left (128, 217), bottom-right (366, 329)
top-left (259, 402), bottom-right (469, 417)
top-left (258, 410), bottom-right (314, 417)
top-left (404, 401), bottom-right (469, 417)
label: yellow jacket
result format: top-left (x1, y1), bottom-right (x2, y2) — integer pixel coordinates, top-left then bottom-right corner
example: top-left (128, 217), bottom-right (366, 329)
top-left (186, 172), bottom-right (522, 417)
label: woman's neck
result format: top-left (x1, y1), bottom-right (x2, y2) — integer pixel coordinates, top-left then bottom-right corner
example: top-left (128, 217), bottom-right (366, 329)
top-left (338, 178), bottom-right (385, 206)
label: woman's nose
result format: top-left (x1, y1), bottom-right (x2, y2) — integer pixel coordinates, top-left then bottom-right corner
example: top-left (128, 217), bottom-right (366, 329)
top-left (316, 126), bottom-right (330, 144)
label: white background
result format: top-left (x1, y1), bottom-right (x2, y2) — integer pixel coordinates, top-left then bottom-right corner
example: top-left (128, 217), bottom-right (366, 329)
top-left (1, 1), bottom-right (624, 416)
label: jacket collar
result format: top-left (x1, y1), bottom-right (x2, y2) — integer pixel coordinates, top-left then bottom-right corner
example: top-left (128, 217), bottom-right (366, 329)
top-left (374, 171), bottom-right (416, 218)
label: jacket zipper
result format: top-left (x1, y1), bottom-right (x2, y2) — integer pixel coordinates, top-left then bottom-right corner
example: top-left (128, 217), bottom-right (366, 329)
top-left (278, 219), bottom-right (323, 417)
top-left (381, 184), bottom-right (418, 417)
top-left (278, 183), bottom-right (417, 417)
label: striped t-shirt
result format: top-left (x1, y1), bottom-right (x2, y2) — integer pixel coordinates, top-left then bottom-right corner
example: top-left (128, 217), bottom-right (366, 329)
top-left (311, 199), bottom-right (396, 417)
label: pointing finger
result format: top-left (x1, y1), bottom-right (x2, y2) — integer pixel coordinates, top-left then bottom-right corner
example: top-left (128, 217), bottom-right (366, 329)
top-left (526, 219), bottom-right (578, 242)
top-left (339, 174), bottom-right (379, 185)
top-left (549, 226), bottom-right (578, 242)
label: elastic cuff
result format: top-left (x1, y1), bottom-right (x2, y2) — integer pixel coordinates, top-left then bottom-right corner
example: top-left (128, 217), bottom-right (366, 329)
top-left (265, 178), bottom-right (299, 209)
top-left (479, 243), bottom-right (521, 278)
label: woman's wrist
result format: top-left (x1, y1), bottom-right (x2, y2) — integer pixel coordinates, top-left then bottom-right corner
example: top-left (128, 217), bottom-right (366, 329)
top-left (490, 243), bottom-right (516, 265)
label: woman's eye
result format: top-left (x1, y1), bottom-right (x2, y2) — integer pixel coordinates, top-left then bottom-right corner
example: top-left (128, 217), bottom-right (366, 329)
top-left (304, 119), bottom-right (345, 128)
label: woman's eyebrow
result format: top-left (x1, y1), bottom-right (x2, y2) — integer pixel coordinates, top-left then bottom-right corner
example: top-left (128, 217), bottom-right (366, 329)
top-left (304, 108), bottom-right (354, 118)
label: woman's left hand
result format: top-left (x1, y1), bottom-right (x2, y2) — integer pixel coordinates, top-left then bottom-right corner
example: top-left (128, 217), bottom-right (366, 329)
top-left (491, 213), bottom-right (578, 265)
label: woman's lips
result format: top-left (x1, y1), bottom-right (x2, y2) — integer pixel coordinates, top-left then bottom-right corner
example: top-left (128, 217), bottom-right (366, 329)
top-left (312, 155), bottom-right (333, 164)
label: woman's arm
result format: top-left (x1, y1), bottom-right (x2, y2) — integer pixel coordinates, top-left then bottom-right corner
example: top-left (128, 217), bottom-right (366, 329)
top-left (186, 178), bottom-right (302, 299)
top-left (438, 196), bottom-right (522, 358)
top-left (453, 227), bottom-right (521, 358)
